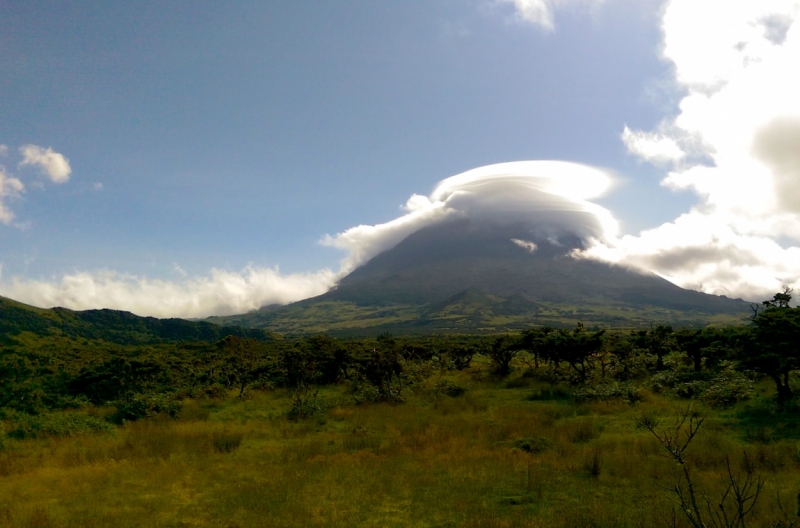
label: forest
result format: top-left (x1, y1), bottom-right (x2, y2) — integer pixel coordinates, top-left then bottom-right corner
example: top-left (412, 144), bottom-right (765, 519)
top-left (2, 291), bottom-right (800, 526)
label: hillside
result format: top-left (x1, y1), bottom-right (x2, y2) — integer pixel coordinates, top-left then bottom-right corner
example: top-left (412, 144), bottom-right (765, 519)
top-left (0, 296), bottom-right (276, 345)
top-left (210, 220), bottom-right (752, 334)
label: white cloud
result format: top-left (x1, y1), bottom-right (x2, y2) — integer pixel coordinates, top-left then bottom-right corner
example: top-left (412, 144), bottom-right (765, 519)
top-left (3, 161), bottom-right (619, 318)
top-left (0, 266), bottom-right (338, 319)
top-left (621, 125), bottom-right (685, 165)
top-left (587, 0), bottom-right (800, 301)
top-left (0, 145), bottom-right (8, 156)
top-left (498, 0), bottom-right (607, 30)
top-left (0, 167), bottom-right (25, 225)
top-left (18, 145), bottom-right (71, 183)
top-left (511, 238), bottom-right (539, 253)
top-left (322, 161), bottom-right (618, 273)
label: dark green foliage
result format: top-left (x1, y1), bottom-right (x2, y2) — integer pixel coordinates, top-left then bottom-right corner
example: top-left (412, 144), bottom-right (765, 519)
top-left (217, 336), bottom-right (269, 397)
top-left (3, 289), bottom-right (800, 440)
top-left (212, 431), bottom-right (244, 453)
top-left (0, 295), bottom-right (274, 346)
top-left (69, 357), bottom-right (169, 404)
top-left (541, 324), bottom-right (605, 382)
top-left (299, 334), bottom-right (351, 384)
top-left (485, 335), bottom-right (522, 374)
top-left (349, 340), bottom-right (408, 403)
top-left (572, 381), bottom-right (641, 404)
top-left (525, 388), bottom-right (570, 401)
top-left (6, 412), bottom-right (113, 439)
top-left (739, 290), bottom-right (800, 404)
top-left (631, 324), bottom-right (674, 371)
top-left (111, 393), bottom-right (182, 424)
top-left (514, 436), bottom-right (552, 454)
top-left (446, 344), bottom-right (481, 370)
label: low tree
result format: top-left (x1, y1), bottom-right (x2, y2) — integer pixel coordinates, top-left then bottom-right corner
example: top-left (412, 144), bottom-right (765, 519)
top-left (302, 334), bottom-right (350, 384)
top-left (739, 289), bottom-right (800, 405)
top-left (520, 326), bottom-right (554, 369)
top-left (349, 341), bottom-right (407, 403)
top-left (632, 325), bottom-right (675, 371)
top-left (282, 344), bottom-right (323, 418)
top-left (447, 344), bottom-right (482, 371)
top-left (486, 335), bottom-right (522, 375)
top-left (217, 335), bottom-right (266, 398)
top-left (543, 323), bottom-right (605, 383)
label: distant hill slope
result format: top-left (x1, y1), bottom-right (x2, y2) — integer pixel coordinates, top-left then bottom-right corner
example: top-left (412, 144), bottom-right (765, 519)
top-left (210, 220), bottom-right (752, 335)
top-left (0, 296), bottom-right (275, 345)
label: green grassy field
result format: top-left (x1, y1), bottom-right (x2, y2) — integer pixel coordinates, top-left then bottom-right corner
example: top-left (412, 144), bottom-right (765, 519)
top-left (209, 298), bottom-right (749, 337)
top-left (3, 360), bottom-right (800, 528)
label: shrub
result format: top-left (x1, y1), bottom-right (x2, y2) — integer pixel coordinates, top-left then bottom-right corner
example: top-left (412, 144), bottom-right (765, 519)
top-left (111, 393), bottom-right (182, 424)
top-left (286, 396), bottom-right (325, 421)
top-left (514, 437), bottom-right (552, 454)
top-left (525, 388), bottom-right (570, 401)
top-left (572, 382), bottom-right (641, 404)
top-left (427, 379), bottom-right (468, 399)
top-left (212, 431), bottom-right (243, 453)
top-left (655, 364), bottom-right (752, 408)
top-left (700, 369), bottom-right (753, 408)
top-left (6, 412), bottom-right (113, 439)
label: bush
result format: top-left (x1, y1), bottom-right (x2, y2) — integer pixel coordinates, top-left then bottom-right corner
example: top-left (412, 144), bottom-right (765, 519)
top-left (212, 431), bottom-right (243, 453)
top-left (514, 437), bottom-right (552, 454)
top-left (427, 379), bottom-right (468, 399)
top-left (286, 397), bottom-right (325, 420)
top-left (656, 364), bottom-right (752, 408)
top-left (572, 382), bottom-right (641, 404)
top-left (525, 388), bottom-right (570, 401)
top-left (6, 412), bottom-right (113, 439)
top-left (111, 393), bottom-right (182, 424)
top-left (700, 369), bottom-right (753, 408)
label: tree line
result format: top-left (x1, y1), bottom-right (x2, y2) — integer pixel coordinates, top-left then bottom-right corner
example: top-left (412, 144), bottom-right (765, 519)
top-left (2, 290), bottom-right (799, 423)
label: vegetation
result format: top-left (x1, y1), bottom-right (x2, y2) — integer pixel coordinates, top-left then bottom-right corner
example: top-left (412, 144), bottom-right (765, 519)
top-left (2, 291), bottom-right (800, 526)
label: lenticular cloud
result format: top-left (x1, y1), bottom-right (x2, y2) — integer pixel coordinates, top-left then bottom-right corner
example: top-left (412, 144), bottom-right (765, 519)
top-left (322, 161), bottom-right (619, 273)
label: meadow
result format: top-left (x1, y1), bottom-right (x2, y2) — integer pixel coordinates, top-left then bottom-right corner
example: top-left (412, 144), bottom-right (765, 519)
top-left (3, 359), bottom-right (800, 528)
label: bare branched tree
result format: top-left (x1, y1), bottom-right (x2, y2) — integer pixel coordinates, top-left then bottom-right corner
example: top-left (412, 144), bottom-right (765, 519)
top-left (637, 407), bottom-right (765, 528)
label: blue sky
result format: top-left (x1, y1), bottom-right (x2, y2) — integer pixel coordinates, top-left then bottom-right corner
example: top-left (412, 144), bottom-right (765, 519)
top-left (2, 0), bottom-right (799, 316)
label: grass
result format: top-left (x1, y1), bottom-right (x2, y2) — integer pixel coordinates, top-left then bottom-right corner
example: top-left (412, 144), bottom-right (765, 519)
top-left (2, 368), bottom-right (799, 527)
top-left (211, 298), bottom-right (749, 336)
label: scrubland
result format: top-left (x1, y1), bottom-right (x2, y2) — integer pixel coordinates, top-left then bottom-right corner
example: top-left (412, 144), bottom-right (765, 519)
top-left (3, 363), bottom-right (800, 528)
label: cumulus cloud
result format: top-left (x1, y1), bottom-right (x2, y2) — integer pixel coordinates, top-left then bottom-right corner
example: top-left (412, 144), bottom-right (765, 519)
top-left (0, 144), bottom-right (72, 225)
top-left (322, 161), bottom-right (618, 273)
top-left (0, 167), bottom-right (25, 225)
top-left (585, 0), bottom-right (800, 301)
top-left (621, 125), bottom-right (685, 165)
top-left (18, 145), bottom-right (71, 183)
top-left (498, 0), bottom-right (607, 31)
top-left (0, 266), bottom-right (338, 319)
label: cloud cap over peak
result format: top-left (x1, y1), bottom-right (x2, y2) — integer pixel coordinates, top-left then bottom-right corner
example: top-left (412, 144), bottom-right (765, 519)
top-left (323, 160), bottom-right (619, 273)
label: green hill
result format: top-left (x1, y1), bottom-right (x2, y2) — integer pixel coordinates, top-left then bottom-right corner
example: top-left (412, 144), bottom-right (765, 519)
top-left (0, 296), bottom-right (275, 345)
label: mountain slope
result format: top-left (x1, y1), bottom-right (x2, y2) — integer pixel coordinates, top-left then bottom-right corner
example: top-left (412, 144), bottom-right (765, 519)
top-left (0, 296), bottom-right (275, 345)
top-left (211, 220), bottom-right (751, 334)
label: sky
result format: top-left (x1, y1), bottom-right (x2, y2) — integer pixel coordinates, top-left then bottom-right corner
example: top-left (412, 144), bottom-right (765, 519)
top-left (1, 0), bottom-right (799, 317)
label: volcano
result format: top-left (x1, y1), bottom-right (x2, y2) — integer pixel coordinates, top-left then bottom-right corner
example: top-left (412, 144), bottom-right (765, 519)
top-left (211, 219), bottom-right (751, 334)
